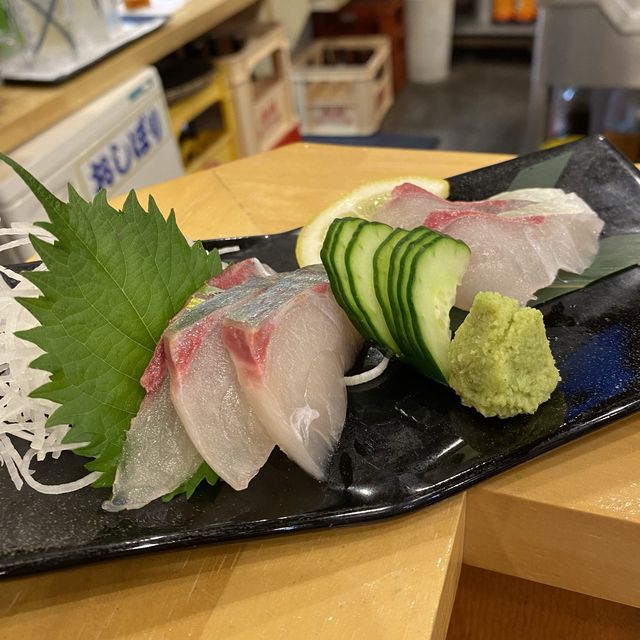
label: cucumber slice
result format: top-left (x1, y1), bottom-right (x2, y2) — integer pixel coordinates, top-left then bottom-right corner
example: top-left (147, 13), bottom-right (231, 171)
top-left (395, 229), bottom-right (440, 359)
top-left (388, 228), bottom-right (435, 357)
top-left (321, 217), bottom-right (376, 340)
top-left (325, 217), bottom-right (470, 386)
top-left (321, 217), bottom-right (352, 310)
top-left (373, 228), bottom-right (408, 345)
top-left (344, 220), bottom-right (399, 352)
top-left (406, 235), bottom-right (470, 383)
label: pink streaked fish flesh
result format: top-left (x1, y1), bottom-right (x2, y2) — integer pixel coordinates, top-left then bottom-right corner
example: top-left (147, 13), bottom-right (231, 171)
top-left (103, 258), bottom-right (275, 510)
top-left (165, 276), bottom-right (277, 490)
top-left (372, 182), bottom-right (533, 228)
top-left (222, 266), bottom-right (363, 480)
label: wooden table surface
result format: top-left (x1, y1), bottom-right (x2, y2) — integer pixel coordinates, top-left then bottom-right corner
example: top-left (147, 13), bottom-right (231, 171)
top-left (0, 0), bottom-right (262, 153)
top-left (2, 144), bottom-right (639, 639)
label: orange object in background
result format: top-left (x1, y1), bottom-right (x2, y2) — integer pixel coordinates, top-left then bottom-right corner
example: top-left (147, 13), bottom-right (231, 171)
top-left (124, 0), bottom-right (151, 9)
top-left (493, 0), bottom-right (537, 23)
top-left (515, 0), bottom-right (537, 22)
top-left (492, 0), bottom-right (515, 22)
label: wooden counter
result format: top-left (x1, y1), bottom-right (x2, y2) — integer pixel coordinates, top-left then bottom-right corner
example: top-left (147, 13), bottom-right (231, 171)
top-left (2, 144), bottom-right (640, 639)
top-left (0, 0), bottom-right (263, 153)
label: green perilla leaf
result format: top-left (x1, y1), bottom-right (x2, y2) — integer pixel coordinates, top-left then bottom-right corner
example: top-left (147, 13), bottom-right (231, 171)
top-left (0, 153), bottom-right (221, 487)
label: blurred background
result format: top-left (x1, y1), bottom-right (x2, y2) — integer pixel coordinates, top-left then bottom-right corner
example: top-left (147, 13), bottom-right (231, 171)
top-left (0, 0), bottom-right (639, 261)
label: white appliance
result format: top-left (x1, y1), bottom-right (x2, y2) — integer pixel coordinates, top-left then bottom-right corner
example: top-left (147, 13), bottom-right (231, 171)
top-left (0, 65), bottom-right (184, 263)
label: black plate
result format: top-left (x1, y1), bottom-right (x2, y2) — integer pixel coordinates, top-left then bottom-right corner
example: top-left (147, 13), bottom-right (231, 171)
top-left (2, 135), bottom-right (640, 578)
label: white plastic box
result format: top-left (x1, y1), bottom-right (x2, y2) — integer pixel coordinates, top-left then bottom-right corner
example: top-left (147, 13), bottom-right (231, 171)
top-left (212, 22), bottom-right (299, 157)
top-left (0, 66), bottom-right (184, 263)
top-left (292, 35), bottom-right (393, 136)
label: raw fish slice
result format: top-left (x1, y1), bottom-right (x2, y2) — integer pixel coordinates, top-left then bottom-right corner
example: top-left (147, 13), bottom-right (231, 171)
top-left (165, 276), bottom-right (277, 490)
top-left (424, 207), bottom-right (602, 309)
top-left (209, 257), bottom-right (276, 288)
top-left (491, 187), bottom-right (567, 200)
top-left (372, 182), bottom-right (533, 228)
top-left (103, 259), bottom-right (275, 510)
top-left (524, 211), bottom-right (602, 274)
top-left (495, 189), bottom-right (604, 274)
top-left (425, 188), bottom-right (603, 303)
top-left (223, 266), bottom-right (363, 480)
top-left (425, 209), bottom-right (545, 230)
top-left (103, 342), bottom-right (202, 512)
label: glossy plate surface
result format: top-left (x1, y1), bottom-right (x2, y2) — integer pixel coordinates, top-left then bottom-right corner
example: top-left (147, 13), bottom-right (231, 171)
top-left (2, 136), bottom-right (639, 577)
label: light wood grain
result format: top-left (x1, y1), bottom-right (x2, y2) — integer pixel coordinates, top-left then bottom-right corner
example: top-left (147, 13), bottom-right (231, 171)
top-left (446, 566), bottom-right (640, 640)
top-left (213, 143), bottom-right (511, 234)
top-left (0, 0), bottom-right (263, 152)
top-left (1, 496), bottom-right (465, 640)
top-left (464, 413), bottom-right (640, 607)
top-left (110, 170), bottom-right (263, 240)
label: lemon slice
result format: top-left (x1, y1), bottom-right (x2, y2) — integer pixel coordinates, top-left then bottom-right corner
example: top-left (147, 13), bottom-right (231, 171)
top-left (295, 176), bottom-right (449, 267)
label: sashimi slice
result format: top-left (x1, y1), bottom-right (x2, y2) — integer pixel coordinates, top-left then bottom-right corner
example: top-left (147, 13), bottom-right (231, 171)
top-left (494, 189), bottom-right (604, 274)
top-left (210, 257), bottom-right (276, 288)
top-left (222, 266), bottom-right (363, 480)
top-left (424, 204), bottom-right (603, 309)
top-left (165, 277), bottom-right (277, 491)
top-left (103, 342), bottom-right (202, 512)
top-left (491, 187), bottom-right (567, 201)
top-left (426, 209), bottom-right (546, 230)
top-left (372, 182), bottom-right (533, 228)
top-left (103, 258), bottom-right (275, 510)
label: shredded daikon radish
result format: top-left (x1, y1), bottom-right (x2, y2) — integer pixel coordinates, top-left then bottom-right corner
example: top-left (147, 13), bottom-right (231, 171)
top-left (344, 357), bottom-right (390, 386)
top-left (0, 434), bottom-right (24, 489)
top-left (0, 225), bottom-right (102, 493)
top-left (20, 445), bottom-right (102, 494)
top-left (217, 245), bottom-right (241, 255)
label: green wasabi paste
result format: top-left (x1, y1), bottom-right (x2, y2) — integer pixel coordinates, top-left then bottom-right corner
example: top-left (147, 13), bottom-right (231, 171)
top-left (448, 292), bottom-right (560, 419)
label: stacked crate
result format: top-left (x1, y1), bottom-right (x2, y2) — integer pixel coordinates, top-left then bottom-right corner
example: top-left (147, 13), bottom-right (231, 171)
top-left (292, 35), bottom-right (393, 136)
top-left (210, 22), bottom-right (300, 157)
top-left (311, 0), bottom-right (406, 94)
top-left (168, 67), bottom-right (239, 172)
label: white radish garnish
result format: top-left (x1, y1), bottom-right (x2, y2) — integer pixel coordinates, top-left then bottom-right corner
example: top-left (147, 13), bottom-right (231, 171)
top-left (344, 356), bottom-right (390, 386)
top-left (217, 245), bottom-right (241, 255)
top-left (0, 224), bottom-right (102, 493)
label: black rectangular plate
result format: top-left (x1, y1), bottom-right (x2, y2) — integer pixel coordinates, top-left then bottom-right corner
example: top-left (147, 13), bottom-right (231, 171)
top-left (2, 135), bottom-right (639, 577)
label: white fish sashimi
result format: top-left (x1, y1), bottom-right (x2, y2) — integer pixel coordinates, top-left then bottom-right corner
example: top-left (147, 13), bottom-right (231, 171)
top-left (165, 277), bottom-right (277, 491)
top-left (103, 258), bottom-right (276, 511)
top-left (374, 182), bottom-right (604, 309)
top-left (372, 182), bottom-right (533, 228)
top-left (424, 197), bottom-right (604, 309)
top-left (102, 343), bottom-right (202, 512)
top-left (222, 266), bottom-right (363, 480)
top-left (207, 257), bottom-right (276, 288)
top-left (495, 189), bottom-right (604, 274)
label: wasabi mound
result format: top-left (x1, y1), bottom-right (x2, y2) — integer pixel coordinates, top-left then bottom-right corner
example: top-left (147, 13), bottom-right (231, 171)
top-left (448, 292), bottom-right (560, 418)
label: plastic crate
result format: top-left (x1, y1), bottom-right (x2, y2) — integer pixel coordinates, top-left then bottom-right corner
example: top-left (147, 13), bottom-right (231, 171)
top-left (311, 0), bottom-right (406, 93)
top-left (292, 35), bottom-right (393, 136)
top-left (168, 67), bottom-right (239, 172)
top-left (211, 22), bottom-right (299, 157)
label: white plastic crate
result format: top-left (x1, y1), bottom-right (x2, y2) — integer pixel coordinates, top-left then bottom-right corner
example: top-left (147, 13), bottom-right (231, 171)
top-left (292, 35), bottom-right (393, 136)
top-left (212, 22), bottom-right (299, 156)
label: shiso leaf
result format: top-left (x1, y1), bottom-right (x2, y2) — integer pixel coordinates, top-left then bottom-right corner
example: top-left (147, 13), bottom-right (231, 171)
top-left (0, 153), bottom-right (222, 488)
top-left (162, 462), bottom-right (219, 501)
top-left (532, 234), bottom-right (640, 306)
